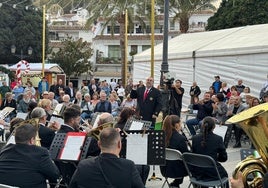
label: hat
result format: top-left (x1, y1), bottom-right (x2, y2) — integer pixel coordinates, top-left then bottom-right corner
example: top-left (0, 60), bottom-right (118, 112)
top-left (214, 75), bottom-right (220, 79)
top-left (43, 91), bottom-right (49, 95)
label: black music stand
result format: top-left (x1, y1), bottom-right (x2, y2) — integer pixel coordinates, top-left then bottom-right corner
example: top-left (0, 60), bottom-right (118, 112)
top-left (49, 133), bottom-right (92, 187)
top-left (49, 133), bottom-right (91, 161)
top-left (124, 118), bottom-right (152, 130)
top-left (120, 130), bottom-right (165, 181)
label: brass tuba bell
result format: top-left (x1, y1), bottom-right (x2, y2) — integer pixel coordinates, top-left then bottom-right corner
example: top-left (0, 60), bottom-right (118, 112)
top-left (227, 103), bottom-right (268, 188)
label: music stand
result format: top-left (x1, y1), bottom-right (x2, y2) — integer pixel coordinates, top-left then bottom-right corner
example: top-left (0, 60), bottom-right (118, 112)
top-left (49, 133), bottom-right (91, 161)
top-left (124, 118), bottom-right (152, 131)
top-left (120, 130), bottom-right (165, 181)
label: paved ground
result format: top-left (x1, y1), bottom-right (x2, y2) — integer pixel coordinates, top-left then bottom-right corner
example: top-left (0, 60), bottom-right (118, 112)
top-left (145, 140), bottom-right (249, 188)
top-left (145, 112), bottom-right (252, 188)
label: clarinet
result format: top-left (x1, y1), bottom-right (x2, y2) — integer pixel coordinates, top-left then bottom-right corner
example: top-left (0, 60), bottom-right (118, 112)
top-left (180, 129), bottom-right (192, 151)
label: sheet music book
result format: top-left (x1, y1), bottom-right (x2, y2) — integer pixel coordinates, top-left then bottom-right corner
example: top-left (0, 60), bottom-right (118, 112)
top-left (126, 134), bottom-right (148, 165)
top-left (53, 104), bottom-right (65, 117)
top-left (214, 124), bottom-right (228, 140)
top-left (50, 116), bottom-right (64, 125)
top-left (16, 112), bottom-right (28, 120)
top-left (129, 121), bottom-right (144, 130)
top-left (58, 132), bottom-right (87, 161)
top-left (0, 107), bottom-right (15, 119)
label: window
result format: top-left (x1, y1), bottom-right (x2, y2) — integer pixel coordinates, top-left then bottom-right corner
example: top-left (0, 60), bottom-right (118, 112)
top-left (108, 45), bottom-right (120, 58)
top-left (142, 45), bottom-right (151, 51)
top-left (107, 26), bottom-right (120, 34)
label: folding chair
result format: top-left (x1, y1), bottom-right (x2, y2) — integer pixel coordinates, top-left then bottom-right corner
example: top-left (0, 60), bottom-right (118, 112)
top-left (182, 152), bottom-right (229, 188)
top-left (160, 148), bottom-right (183, 188)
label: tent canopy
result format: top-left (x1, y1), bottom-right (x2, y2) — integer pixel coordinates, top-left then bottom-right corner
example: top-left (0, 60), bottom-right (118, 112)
top-left (133, 24), bottom-right (268, 107)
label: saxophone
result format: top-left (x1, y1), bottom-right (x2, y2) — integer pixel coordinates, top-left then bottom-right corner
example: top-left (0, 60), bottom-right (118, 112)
top-left (227, 103), bottom-right (268, 188)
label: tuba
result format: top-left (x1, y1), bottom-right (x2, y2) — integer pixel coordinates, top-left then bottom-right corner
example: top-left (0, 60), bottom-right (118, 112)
top-left (227, 103), bottom-right (268, 188)
top-left (87, 122), bottom-right (114, 140)
top-left (17, 118), bottom-right (42, 146)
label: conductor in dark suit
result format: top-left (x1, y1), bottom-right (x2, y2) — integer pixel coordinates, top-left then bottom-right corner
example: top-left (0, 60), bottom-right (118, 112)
top-left (69, 127), bottom-right (144, 188)
top-left (31, 107), bottom-right (56, 149)
top-left (130, 77), bottom-right (162, 127)
top-left (0, 123), bottom-right (60, 188)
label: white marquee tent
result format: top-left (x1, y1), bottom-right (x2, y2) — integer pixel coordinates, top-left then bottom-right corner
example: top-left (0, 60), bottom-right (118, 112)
top-left (133, 24), bottom-right (268, 107)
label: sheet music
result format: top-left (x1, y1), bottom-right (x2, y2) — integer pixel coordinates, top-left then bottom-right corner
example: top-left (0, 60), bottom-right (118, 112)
top-left (16, 112), bottom-right (28, 120)
top-left (53, 104), bottom-right (64, 116)
top-left (126, 134), bottom-right (148, 165)
top-left (59, 133), bottom-right (86, 161)
top-left (214, 124), bottom-right (228, 140)
top-left (50, 116), bottom-right (64, 125)
top-left (0, 107), bottom-right (15, 119)
top-left (129, 121), bottom-right (144, 130)
top-left (92, 115), bottom-right (100, 128)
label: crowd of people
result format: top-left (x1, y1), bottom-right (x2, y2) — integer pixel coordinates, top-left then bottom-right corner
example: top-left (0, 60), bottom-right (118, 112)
top-left (0, 74), bottom-right (266, 188)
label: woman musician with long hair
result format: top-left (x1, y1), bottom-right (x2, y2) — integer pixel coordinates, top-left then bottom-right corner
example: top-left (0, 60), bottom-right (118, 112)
top-left (161, 115), bottom-right (189, 188)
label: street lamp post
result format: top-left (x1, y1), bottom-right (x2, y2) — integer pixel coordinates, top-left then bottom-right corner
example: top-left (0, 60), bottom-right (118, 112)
top-left (160, 0), bottom-right (170, 119)
top-left (11, 45), bottom-right (33, 60)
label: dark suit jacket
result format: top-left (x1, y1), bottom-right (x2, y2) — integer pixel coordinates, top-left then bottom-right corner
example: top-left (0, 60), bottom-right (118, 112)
top-left (39, 124), bottom-right (55, 149)
top-left (0, 143), bottom-right (60, 188)
top-left (57, 124), bottom-right (77, 133)
top-left (69, 153), bottom-right (144, 188)
top-left (130, 87), bottom-right (162, 124)
top-left (192, 132), bottom-right (228, 181)
top-left (160, 131), bottom-right (188, 178)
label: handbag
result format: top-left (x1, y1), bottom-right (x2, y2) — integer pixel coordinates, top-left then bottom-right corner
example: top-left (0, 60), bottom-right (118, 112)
top-left (97, 158), bottom-right (115, 188)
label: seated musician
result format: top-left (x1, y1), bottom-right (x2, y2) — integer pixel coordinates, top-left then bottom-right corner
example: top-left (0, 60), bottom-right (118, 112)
top-left (0, 123), bottom-right (60, 187)
top-left (192, 116), bottom-right (229, 187)
top-left (69, 127), bottom-right (144, 188)
top-left (161, 115), bottom-right (189, 188)
top-left (31, 107), bottom-right (57, 149)
top-left (55, 106), bottom-right (82, 186)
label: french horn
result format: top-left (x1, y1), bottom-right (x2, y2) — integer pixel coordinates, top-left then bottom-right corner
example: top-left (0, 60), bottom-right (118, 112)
top-left (227, 103), bottom-right (268, 188)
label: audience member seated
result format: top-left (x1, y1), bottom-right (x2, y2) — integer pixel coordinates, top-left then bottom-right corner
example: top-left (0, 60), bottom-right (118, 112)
top-left (226, 96), bottom-right (247, 148)
top-left (161, 115), bottom-right (189, 188)
top-left (114, 107), bottom-right (135, 130)
top-left (17, 92), bottom-right (31, 113)
top-left (31, 107), bottom-right (56, 149)
top-left (120, 94), bottom-right (137, 111)
top-left (0, 123), bottom-right (60, 187)
top-left (212, 93), bottom-right (228, 125)
top-left (186, 92), bottom-right (213, 136)
top-left (0, 92), bottom-right (17, 121)
top-left (69, 127), bottom-right (144, 188)
top-left (192, 117), bottom-right (229, 187)
top-left (109, 93), bottom-right (120, 117)
top-left (80, 93), bottom-right (94, 123)
top-left (94, 91), bottom-right (112, 114)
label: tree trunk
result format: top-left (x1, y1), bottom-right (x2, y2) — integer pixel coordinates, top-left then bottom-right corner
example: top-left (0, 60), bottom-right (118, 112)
top-left (180, 13), bottom-right (190, 33)
top-left (118, 14), bottom-right (126, 87)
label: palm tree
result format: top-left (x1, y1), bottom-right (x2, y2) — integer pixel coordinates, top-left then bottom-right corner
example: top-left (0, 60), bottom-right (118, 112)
top-left (85, 0), bottom-right (151, 87)
top-left (170, 0), bottom-right (216, 33)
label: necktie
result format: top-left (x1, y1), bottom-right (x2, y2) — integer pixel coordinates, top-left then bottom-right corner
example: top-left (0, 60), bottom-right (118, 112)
top-left (144, 89), bottom-right (149, 100)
